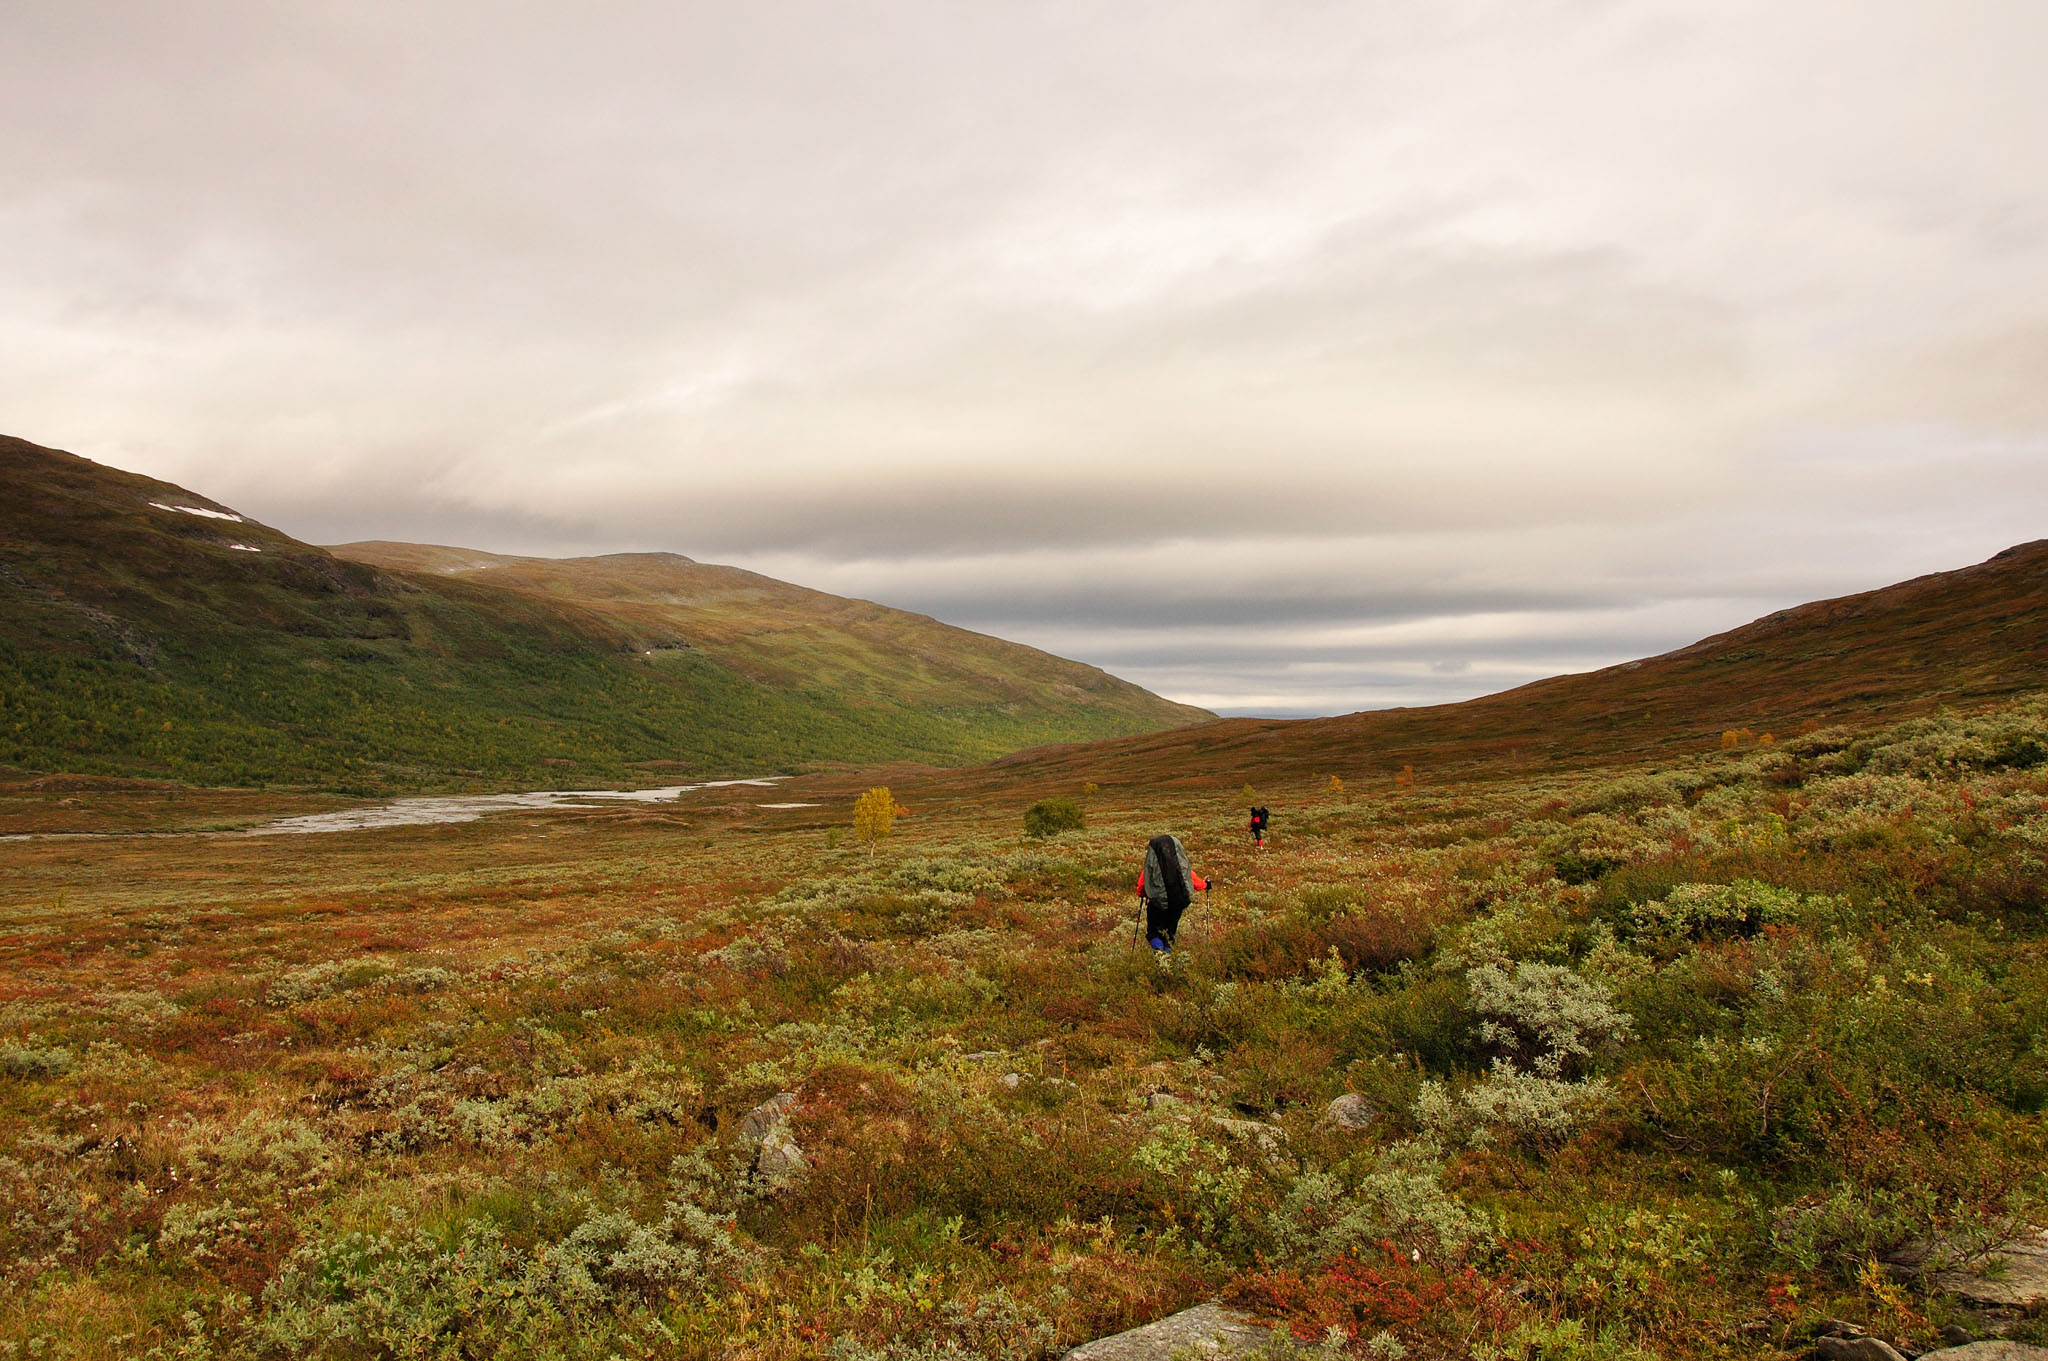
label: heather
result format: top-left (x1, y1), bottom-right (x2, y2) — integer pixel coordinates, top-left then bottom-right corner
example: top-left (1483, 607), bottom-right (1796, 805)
top-left (2, 697), bottom-right (2045, 1358)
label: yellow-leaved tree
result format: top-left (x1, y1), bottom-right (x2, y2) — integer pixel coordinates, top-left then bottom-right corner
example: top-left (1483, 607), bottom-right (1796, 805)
top-left (852, 786), bottom-right (895, 857)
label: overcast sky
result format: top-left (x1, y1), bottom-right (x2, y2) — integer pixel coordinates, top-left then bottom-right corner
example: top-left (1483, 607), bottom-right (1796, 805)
top-left (5, 2), bottom-right (2045, 716)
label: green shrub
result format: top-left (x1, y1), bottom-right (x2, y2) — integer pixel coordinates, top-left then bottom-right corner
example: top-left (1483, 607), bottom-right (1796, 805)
top-left (1264, 1141), bottom-right (1493, 1265)
top-left (255, 1193), bottom-right (744, 1355)
top-left (0, 1042), bottom-right (71, 1079)
top-left (1467, 962), bottom-right (1633, 1077)
top-left (1415, 1061), bottom-right (1613, 1152)
top-left (1021, 797), bottom-right (1084, 838)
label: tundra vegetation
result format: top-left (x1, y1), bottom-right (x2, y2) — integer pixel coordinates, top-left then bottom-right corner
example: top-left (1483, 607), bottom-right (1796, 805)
top-left (1021, 798), bottom-right (1085, 840)
top-left (1, 696), bottom-right (2046, 1358)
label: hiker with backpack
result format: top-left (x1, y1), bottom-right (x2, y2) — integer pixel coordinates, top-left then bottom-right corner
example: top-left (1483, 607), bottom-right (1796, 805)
top-left (1249, 805), bottom-right (1269, 850)
top-left (1135, 833), bottom-right (1212, 953)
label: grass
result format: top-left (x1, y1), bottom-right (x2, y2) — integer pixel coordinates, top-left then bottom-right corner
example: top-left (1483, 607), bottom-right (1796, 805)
top-left (3, 694), bottom-right (2045, 1357)
top-left (0, 436), bottom-right (1205, 793)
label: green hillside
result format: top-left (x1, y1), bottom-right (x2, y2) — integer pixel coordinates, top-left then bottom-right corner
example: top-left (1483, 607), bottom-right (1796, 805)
top-left (328, 541), bottom-right (1208, 734)
top-left (0, 436), bottom-right (1207, 790)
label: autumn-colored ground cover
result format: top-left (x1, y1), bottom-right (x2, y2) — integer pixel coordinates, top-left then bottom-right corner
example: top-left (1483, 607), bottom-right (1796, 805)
top-left (2, 697), bottom-right (2046, 1358)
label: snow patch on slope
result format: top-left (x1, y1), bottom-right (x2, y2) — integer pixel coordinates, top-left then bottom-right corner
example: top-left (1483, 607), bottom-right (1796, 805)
top-left (149, 501), bottom-right (243, 522)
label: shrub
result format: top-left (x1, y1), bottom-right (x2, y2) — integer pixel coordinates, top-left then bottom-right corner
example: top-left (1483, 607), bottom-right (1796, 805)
top-left (1467, 962), bottom-right (1633, 1077)
top-left (825, 1290), bottom-right (1056, 1360)
top-left (1265, 1141), bottom-right (1494, 1266)
top-left (0, 1042), bottom-right (71, 1079)
top-left (255, 1194), bottom-right (745, 1354)
top-left (1415, 1061), bottom-right (1612, 1152)
top-left (266, 959), bottom-right (390, 1006)
top-left (1228, 1248), bottom-right (1524, 1355)
top-left (1629, 880), bottom-right (1837, 946)
top-left (1021, 797), bottom-right (1085, 838)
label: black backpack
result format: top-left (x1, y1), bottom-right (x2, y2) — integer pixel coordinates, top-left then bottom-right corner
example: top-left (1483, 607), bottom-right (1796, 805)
top-left (1251, 806), bottom-right (1269, 830)
top-left (1143, 834), bottom-right (1193, 913)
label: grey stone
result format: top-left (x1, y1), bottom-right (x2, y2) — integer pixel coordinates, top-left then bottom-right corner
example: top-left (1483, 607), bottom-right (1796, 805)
top-left (1063, 1302), bottom-right (1272, 1360)
top-left (737, 1091), bottom-right (798, 1146)
top-left (1001, 1072), bottom-right (1023, 1089)
top-left (1929, 1231), bottom-right (2048, 1307)
top-left (1814, 1338), bottom-right (1906, 1361)
top-left (754, 1126), bottom-right (808, 1188)
top-left (1210, 1116), bottom-right (1286, 1152)
top-left (1147, 1091), bottom-right (1187, 1112)
top-left (1917, 1346), bottom-right (2048, 1361)
top-left (737, 1091), bottom-right (806, 1191)
top-left (1326, 1094), bottom-right (1376, 1130)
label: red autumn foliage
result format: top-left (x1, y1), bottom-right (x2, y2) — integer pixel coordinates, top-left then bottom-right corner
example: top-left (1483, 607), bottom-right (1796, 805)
top-left (1227, 1247), bottom-right (1524, 1355)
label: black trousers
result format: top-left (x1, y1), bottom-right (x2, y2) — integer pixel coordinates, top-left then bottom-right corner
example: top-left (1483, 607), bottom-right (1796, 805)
top-left (1145, 900), bottom-right (1187, 945)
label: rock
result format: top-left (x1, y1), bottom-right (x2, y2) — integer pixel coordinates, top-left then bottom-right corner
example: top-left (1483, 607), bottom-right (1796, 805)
top-left (1062, 1302), bottom-right (1271, 1360)
top-left (737, 1091), bottom-right (799, 1146)
top-left (1814, 1338), bottom-right (1907, 1361)
top-left (1209, 1116), bottom-right (1286, 1152)
top-left (1928, 1231), bottom-right (2048, 1307)
top-left (1326, 1093), bottom-right (1376, 1130)
top-left (737, 1091), bottom-right (806, 1190)
top-left (754, 1126), bottom-right (808, 1187)
top-left (1917, 1346), bottom-right (2048, 1361)
top-left (1001, 1072), bottom-right (1023, 1089)
top-left (1146, 1091), bottom-right (1187, 1112)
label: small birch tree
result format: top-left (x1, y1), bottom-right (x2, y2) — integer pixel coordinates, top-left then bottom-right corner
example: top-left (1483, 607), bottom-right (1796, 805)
top-left (852, 786), bottom-right (895, 857)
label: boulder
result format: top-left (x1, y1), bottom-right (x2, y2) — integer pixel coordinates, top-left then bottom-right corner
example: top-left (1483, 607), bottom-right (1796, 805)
top-left (1916, 1346), bottom-right (2048, 1361)
top-left (1928, 1231), bottom-right (2048, 1307)
top-left (1062, 1302), bottom-right (1271, 1360)
top-left (737, 1091), bottom-right (806, 1190)
top-left (1209, 1116), bottom-right (1286, 1153)
top-left (738, 1091), bottom-right (799, 1145)
top-left (1326, 1093), bottom-right (1376, 1130)
top-left (754, 1126), bottom-right (808, 1187)
top-left (1814, 1338), bottom-right (1906, 1361)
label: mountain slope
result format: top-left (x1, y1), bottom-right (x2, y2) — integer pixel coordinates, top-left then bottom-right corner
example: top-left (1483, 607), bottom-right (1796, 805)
top-left (328, 541), bottom-right (1207, 731)
top-left (0, 435), bottom-right (1207, 788)
top-left (937, 540), bottom-right (2048, 796)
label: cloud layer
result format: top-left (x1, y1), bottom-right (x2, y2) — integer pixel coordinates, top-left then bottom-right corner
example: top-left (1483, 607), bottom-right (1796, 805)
top-left (4, 2), bottom-right (2044, 713)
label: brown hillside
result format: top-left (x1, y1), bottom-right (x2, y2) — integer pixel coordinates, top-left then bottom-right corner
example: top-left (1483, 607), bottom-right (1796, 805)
top-left (914, 540), bottom-right (2048, 799)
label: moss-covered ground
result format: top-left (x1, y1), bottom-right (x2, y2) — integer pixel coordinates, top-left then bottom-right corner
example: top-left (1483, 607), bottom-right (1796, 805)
top-left (2, 698), bottom-right (2045, 1358)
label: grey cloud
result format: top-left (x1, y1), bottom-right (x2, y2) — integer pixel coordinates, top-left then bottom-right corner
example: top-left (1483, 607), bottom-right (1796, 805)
top-left (4, 1), bottom-right (2046, 717)
top-left (885, 584), bottom-right (1613, 631)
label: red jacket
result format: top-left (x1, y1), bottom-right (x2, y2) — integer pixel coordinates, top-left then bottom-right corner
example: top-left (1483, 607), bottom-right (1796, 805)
top-left (1136, 868), bottom-right (1210, 897)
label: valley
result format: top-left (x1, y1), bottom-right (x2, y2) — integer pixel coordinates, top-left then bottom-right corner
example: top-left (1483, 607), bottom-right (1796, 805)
top-left (2, 535), bottom-right (2044, 1357)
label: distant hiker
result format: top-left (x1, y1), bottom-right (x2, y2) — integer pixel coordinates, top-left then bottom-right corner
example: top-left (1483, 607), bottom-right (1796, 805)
top-left (1135, 833), bottom-right (1211, 952)
top-left (1249, 805), bottom-right (1269, 850)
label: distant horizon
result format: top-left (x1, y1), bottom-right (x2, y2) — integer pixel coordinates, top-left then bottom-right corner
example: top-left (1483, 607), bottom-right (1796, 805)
top-left (38, 430), bottom-right (2034, 724)
top-left (6, 4), bottom-right (2045, 716)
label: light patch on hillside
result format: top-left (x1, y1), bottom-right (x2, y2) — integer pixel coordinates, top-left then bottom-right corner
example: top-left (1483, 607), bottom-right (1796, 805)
top-left (148, 501), bottom-right (244, 523)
